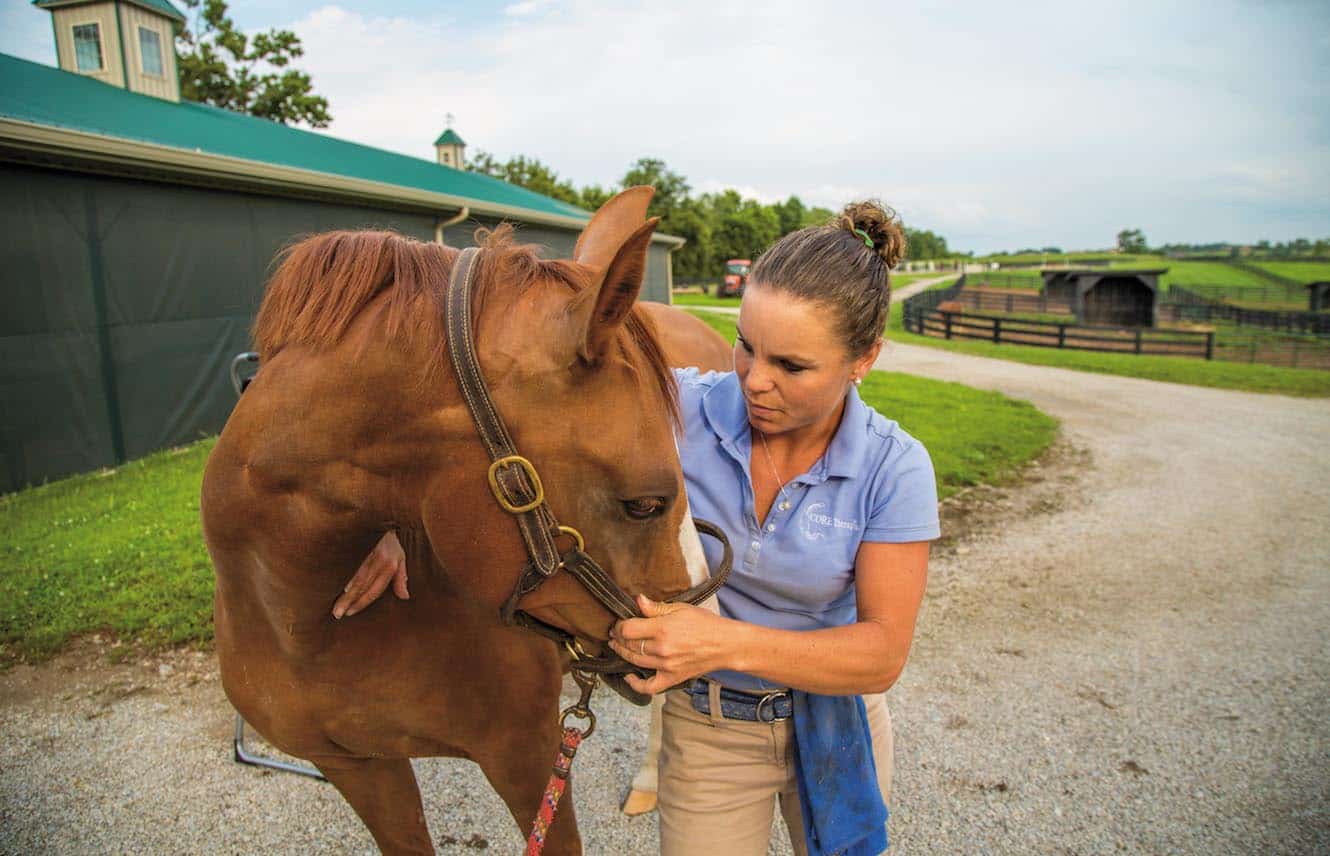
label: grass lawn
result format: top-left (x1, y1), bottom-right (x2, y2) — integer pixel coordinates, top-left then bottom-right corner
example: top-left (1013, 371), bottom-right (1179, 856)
top-left (2, 310), bottom-right (1058, 663)
top-left (1, 440), bottom-right (218, 663)
top-left (670, 291), bottom-right (743, 307)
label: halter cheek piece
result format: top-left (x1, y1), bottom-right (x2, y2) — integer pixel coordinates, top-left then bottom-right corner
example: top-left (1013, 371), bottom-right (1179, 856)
top-left (444, 247), bottom-right (733, 676)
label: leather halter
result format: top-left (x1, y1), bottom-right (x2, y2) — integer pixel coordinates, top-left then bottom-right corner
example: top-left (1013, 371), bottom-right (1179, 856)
top-left (444, 247), bottom-right (733, 674)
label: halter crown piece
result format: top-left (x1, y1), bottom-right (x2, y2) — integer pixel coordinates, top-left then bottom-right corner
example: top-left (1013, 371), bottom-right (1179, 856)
top-left (852, 227), bottom-right (874, 248)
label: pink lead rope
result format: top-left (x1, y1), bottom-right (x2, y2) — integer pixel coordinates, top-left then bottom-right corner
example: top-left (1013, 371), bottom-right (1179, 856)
top-left (526, 669), bottom-right (598, 855)
top-left (525, 726), bottom-right (585, 855)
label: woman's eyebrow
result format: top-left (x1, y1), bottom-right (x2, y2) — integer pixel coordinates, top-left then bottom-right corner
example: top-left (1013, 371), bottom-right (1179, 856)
top-left (735, 326), bottom-right (816, 365)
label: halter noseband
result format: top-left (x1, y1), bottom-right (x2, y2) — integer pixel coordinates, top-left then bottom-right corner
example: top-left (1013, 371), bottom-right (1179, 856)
top-left (443, 247), bottom-right (733, 675)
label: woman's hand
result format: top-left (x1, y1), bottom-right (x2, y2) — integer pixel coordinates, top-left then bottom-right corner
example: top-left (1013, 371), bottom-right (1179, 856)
top-left (332, 531), bottom-right (408, 619)
top-left (608, 594), bottom-right (737, 695)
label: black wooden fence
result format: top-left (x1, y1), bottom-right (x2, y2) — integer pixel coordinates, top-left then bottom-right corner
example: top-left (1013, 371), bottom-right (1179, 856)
top-left (902, 278), bottom-right (1215, 359)
top-left (951, 288), bottom-right (1072, 315)
top-left (1166, 287), bottom-right (1330, 335)
top-left (962, 271), bottom-right (1042, 290)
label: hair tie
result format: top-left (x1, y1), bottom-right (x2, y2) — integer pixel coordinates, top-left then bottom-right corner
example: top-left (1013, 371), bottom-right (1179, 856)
top-left (852, 227), bottom-right (873, 248)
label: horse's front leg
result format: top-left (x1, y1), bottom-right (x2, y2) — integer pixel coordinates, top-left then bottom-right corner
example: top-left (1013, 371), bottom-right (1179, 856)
top-left (312, 755), bottom-right (434, 855)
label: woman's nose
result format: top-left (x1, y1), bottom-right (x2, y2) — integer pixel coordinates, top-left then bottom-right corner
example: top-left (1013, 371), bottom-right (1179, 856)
top-left (744, 361), bottom-right (774, 393)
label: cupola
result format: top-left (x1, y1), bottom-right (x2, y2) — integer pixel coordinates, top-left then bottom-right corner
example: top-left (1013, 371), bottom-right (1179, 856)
top-left (34, 0), bottom-right (186, 102)
top-left (434, 117), bottom-right (466, 169)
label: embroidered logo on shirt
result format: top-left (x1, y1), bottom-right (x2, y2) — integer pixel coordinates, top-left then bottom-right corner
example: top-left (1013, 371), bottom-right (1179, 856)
top-left (800, 502), bottom-right (861, 541)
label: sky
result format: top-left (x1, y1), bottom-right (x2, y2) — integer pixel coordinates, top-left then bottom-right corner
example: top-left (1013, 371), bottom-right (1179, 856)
top-left (4, 0), bottom-right (1329, 254)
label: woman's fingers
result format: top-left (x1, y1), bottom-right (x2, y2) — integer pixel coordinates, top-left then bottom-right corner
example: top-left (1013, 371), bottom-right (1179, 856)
top-left (612, 616), bottom-right (653, 642)
top-left (390, 560), bottom-right (410, 600)
top-left (342, 569), bottom-right (394, 617)
top-left (333, 562), bottom-right (376, 618)
top-left (607, 636), bottom-right (661, 668)
top-left (333, 534), bottom-right (407, 618)
top-left (624, 671), bottom-right (674, 696)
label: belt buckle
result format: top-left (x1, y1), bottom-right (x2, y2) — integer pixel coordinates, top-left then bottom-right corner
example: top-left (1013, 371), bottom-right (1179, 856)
top-left (754, 691), bottom-right (785, 723)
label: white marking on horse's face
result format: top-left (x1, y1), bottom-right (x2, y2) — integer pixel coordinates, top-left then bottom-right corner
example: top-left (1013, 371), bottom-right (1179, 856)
top-left (677, 500), bottom-right (709, 587)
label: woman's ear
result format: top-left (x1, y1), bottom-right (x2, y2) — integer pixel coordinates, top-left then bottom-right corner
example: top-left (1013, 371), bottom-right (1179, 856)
top-left (853, 339), bottom-right (884, 382)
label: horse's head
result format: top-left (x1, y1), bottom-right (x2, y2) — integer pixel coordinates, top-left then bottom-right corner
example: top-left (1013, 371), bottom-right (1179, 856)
top-left (448, 187), bottom-right (710, 646)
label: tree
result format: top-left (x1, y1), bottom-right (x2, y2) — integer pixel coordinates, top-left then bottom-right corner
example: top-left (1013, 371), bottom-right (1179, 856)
top-left (578, 183), bottom-right (615, 211)
top-left (801, 206), bottom-right (836, 228)
top-left (621, 158), bottom-right (690, 219)
top-left (464, 151), bottom-right (581, 206)
top-left (1116, 228), bottom-right (1148, 254)
top-left (177, 0), bottom-right (332, 127)
top-left (775, 196), bottom-right (806, 236)
top-left (664, 197), bottom-right (714, 282)
top-left (704, 191), bottom-right (781, 265)
top-left (905, 227), bottom-right (949, 261)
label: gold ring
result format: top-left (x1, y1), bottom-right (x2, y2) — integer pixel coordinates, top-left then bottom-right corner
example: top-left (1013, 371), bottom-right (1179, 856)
top-left (639, 639), bottom-right (646, 657)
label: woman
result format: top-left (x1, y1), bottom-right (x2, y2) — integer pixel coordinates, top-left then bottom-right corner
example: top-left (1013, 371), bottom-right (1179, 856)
top-left (336, 201), bottom-right (938, 855)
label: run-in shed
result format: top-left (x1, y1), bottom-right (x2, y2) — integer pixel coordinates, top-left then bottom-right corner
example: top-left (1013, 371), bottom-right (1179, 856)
top-left (1040, 268), bottom-right (1167, 328)
top-left (1308, 281), bottom-right (1330, 312)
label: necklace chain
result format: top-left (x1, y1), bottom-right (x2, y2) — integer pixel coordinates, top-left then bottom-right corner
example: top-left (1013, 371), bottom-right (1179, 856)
top-left (757, 430), bottom-right (792, 507)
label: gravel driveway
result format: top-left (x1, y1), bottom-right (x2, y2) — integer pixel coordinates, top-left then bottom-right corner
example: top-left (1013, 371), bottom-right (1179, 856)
top-left (3, 339), bottom-right (1328, 854)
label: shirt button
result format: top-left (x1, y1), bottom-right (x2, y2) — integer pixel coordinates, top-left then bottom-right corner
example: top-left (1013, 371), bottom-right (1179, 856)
top-left (779, 501), bottom-right (790, 511)
top-left (766, 524), bottom-right (776, 532)
top-left (751, 541), bottom-right (760, 550)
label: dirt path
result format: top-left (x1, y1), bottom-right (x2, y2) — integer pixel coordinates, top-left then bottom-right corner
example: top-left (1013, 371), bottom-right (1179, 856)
top-left (875, 341), bottom-right (1330, 854)
top-left (2, 340), bottom-right (1327, 854)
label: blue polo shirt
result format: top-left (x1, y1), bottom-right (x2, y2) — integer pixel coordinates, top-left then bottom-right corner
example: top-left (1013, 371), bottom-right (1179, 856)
top-left (674, 368), bottom-right (940, 691)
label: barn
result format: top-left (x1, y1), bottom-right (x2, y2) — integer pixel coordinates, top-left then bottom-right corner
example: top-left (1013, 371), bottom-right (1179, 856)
top-left (0, 2), bottom-right (683, 493)
top-left (1040, 268), bottom-right (1166, 328)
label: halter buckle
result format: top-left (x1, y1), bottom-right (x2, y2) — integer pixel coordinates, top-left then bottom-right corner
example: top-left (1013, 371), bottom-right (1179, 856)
top-left (487, 455), bottom-right (545, 513)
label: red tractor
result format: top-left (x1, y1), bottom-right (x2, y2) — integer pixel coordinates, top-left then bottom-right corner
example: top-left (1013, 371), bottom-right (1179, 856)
top-left (716, 258), bottom-right (751, 297)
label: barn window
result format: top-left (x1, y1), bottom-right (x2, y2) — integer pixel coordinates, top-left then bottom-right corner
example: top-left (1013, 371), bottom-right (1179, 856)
top-left (138, 27), bottom-right (164, 76)
top-left (73, 23), bottom-right (104, 72)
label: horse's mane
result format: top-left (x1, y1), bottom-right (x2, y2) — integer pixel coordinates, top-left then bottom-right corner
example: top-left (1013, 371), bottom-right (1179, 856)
top-left (252, 225), bottom-right (679, 427)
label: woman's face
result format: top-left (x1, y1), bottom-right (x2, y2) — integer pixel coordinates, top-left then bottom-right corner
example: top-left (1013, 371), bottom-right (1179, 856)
top-left (734, 284), bottom-right (879, 437)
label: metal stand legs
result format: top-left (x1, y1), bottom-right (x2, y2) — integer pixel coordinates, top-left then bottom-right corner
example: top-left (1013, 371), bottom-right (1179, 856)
top-left (232, 713), bottom-right (327, 781)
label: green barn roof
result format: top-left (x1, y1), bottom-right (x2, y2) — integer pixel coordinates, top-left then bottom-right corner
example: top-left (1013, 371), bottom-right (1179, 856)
top-left (0, 52), bottom-right (606, 230)
top-left (33, 0), bottom-right (186, 25)
top-left (434, 128), bottom-right (465, 146)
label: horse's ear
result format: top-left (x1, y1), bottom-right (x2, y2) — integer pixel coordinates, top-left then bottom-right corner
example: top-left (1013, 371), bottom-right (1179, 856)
top-left (567, 216), bottom-right (659, 365)
top-left (574, 186), bottom-right (655, 270)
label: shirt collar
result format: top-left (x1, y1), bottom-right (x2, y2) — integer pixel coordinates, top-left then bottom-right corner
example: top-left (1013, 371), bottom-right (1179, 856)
top-left (700, 372), bottom-right (871, 482)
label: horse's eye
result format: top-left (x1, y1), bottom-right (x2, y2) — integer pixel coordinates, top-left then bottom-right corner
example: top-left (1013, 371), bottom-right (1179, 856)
top-left (623, 497), bottom-right (667, 520)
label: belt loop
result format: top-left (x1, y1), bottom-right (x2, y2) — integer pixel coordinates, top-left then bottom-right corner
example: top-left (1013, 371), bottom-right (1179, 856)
top-left (706, 678), bottom-right (724, 726)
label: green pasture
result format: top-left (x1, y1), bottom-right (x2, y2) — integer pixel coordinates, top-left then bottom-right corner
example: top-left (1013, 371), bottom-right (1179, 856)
top-left (971, 252), bottom-right (1153, 266)
top-left (0, 321), bottom-right (1057, 664)
top-left (964, 257), bottom-right (1319, 309)
top-left (1250, 261), bottom-right (1330, 283)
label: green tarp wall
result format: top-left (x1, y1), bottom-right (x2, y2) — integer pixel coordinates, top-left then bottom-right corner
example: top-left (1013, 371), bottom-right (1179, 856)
top-left (0, 162), bottom-right (673, 493)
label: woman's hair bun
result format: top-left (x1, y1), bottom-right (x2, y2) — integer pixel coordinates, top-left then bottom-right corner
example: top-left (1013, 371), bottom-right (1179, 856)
top-left (838, 200), bottom-right (907, 269)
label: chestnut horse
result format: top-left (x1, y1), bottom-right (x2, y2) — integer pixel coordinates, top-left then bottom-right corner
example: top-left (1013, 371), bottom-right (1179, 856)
top-left (201, 188), bottom-right (719, 854)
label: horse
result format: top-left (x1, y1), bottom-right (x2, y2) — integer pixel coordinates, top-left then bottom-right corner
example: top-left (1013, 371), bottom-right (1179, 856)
top-left (201, 187), bottom-right (727, 854)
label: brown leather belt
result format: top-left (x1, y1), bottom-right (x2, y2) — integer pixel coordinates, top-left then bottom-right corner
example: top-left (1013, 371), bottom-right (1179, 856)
top-left (443, 247), bottom-right (733, 677)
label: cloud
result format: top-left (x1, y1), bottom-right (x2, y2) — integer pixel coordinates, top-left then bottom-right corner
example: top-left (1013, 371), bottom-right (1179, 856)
top-left (503, 0), bottom-right (557, 16)
top-left (274, 1), bottom-right (1328, 251)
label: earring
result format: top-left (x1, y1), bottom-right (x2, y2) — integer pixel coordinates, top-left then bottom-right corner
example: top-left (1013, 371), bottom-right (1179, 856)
top-left (854, 377), bottom-right (863, 386)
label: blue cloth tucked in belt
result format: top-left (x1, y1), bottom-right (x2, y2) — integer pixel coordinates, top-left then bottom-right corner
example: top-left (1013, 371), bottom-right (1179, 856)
top-left (791, 692), bottom-right (888, 856)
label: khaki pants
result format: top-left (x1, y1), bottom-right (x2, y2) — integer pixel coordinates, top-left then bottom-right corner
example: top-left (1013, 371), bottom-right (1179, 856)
top-left (657, 684), bottom-right (893, 855)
